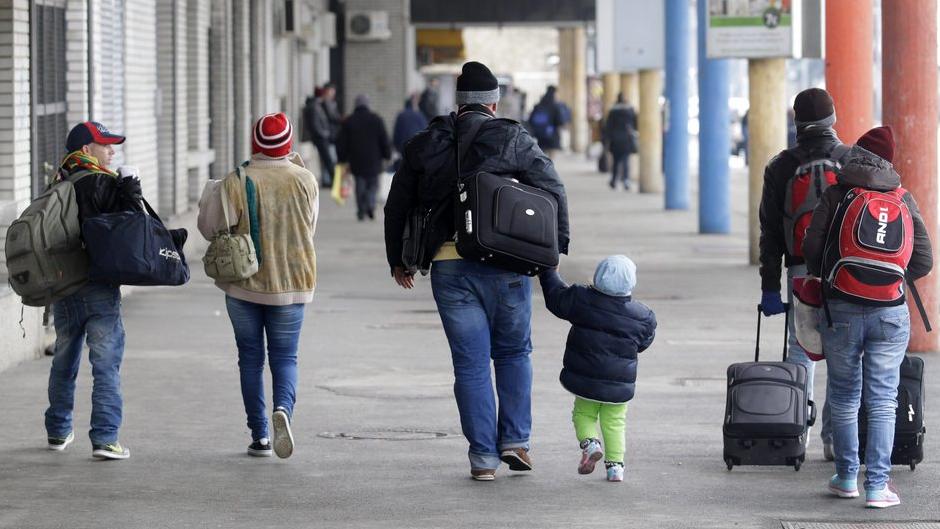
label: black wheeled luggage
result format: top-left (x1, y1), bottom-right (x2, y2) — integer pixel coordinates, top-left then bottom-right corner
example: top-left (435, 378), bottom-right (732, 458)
top-left (723, 305), bottom-right (816, 471)
top-left (859, 355), bottom-right (926, 470)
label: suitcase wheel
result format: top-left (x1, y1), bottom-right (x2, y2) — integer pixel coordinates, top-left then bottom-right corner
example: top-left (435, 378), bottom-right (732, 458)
top-left (794, 461), bottom-right (801, 471)
top-left (910, 462), bottom-right (916, 471)
top-left (724, 457), bottom-right (734, 471)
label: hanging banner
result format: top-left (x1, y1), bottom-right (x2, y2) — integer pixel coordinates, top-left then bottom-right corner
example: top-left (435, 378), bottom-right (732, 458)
top-left (706, 0), bottom-right (794, 58)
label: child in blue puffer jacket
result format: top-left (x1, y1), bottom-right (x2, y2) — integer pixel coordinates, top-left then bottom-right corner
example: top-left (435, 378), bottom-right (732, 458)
top-left (539, 255), bottom-right (657, 482)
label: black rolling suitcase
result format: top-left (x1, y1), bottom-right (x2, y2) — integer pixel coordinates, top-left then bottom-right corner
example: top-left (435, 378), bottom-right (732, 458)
top-left (859, 355), bottom-right (926, 470)
top-left (723, 305), bottom-right (816, 471)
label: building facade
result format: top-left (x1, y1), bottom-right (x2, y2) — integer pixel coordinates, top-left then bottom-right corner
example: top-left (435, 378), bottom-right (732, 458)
top-left (0, 0), bottom-right (337, 370)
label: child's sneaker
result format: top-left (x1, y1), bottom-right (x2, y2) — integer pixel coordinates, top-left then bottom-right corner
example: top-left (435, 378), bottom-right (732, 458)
top-left (827, 474), bottom-right (859, 498)
top-left (605, 461), bottom-right (624, 482)
top-left (578, 438), bottom-right (603, 474)
top-left (866, 480), bottom-right (901, 508)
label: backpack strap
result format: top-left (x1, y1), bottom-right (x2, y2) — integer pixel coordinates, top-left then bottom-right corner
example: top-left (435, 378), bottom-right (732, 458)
top-left (455, 113), bottom-right (489, 178)
top-left (907, 277), bottom-right (932, 332)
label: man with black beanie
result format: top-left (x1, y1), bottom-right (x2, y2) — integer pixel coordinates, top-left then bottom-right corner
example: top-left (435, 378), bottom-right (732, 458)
top-left (758, 87), bottom-right (845, 460)
top-left (384, 61), bottom-right (569, 481)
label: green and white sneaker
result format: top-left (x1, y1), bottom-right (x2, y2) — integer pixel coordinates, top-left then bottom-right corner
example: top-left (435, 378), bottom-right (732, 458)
top-left (92, 442), bottom-right (130, 460)
top-left (47, 431), bottom-right (74, 451)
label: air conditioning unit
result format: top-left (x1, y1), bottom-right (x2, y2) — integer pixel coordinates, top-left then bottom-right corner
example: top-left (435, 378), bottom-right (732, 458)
top-left (346, 11), bottom-right (391, 41)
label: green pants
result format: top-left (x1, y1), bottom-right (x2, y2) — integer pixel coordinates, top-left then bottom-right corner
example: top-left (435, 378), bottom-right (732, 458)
top-left (572, 397), bottom-right (628, 463)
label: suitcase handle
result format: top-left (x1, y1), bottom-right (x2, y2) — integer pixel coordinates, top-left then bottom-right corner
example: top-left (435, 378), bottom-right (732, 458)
top-left (755, 303), bottom-right (790, 363)
top-left (808, 399), bottom-right (817, 427)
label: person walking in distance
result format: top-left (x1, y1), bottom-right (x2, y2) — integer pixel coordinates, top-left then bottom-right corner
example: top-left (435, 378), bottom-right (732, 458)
top-left (336, 95), bottom-right (391, 221)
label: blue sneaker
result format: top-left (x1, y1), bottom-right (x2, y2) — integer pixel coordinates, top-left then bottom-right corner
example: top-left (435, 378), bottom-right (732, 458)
top-left (827, 474), bottom-right (859, 498)
top-left (866, 480), bottom-right (901, 509)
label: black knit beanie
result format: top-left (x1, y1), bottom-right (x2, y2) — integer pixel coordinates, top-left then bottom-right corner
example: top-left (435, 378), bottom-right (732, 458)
top-left (793, 88), bottom-right (835, 127)
top-left (456, 61), bottom-right (499, 106)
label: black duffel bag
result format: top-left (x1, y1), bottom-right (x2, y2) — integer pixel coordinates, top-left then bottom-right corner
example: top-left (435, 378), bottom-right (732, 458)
top-left (82, 198), bottom-right (190, 286)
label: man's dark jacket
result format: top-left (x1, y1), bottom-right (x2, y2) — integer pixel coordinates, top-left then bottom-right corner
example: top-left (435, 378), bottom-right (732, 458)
top-left (803, 145), bottom-right (933, 303)
top-left (540, 270), bottom-right (657, 404)
top-left (68, 168), bottom-right (143, 226)
top-left (384, 106), bottom-right (570, 271)
top-left (604, 103), bottom-right (638, 157)
top-left (336, 105), bottom-right (391, 178)
top-left (759, 127), bottom-right (843, 292)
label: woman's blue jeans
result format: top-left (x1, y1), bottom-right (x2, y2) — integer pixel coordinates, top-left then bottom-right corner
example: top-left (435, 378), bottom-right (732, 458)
top-left (225, 296), bottom-right (305, 441)
top-left (431, 259), bottom-right (533, 470)
top-left (820, 300), bottom-right (909, 490)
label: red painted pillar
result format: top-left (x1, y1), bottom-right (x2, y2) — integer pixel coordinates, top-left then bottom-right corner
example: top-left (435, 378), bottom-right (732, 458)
top-left (825, 0), bottom-right (873, 144)
top-left (883, 0), bottom-right (939, 352)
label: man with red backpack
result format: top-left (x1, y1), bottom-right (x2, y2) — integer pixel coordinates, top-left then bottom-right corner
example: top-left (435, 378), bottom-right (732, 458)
top-left (802, 126), bottom-right (932, 507)
top-left (758, 88), bottom-right (846, 457)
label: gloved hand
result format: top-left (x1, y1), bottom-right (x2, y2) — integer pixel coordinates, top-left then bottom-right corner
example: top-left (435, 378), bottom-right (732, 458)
top-left (117, 165), bottom-right (141, 180)
top-left (760, 291), bottom-right (786, 316)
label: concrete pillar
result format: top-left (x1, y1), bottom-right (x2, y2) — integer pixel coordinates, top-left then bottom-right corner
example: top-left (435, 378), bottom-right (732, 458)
top-left (602, 72), bottom-right (619, 114)
top-left (638, 69), bottom-right (663, 193)
top-left (558, 27), bottom-right (588, 153)
top-left (620, 72), bottom-right (639, 107)
top-left (664, 0), bottom-right (689, 210)
top-left (883, 0), bottom-right (938, 352)
top-left (747, 58), bottom-right (787, 264)
top-left (697, 0), bottom-right (730, 234)
top-left (826, 0), bottom-right (873, 144)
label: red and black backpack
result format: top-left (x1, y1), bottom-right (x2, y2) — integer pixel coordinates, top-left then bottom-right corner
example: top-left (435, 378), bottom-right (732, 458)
top-left (783, 144), bottom-right (850, 258)
top-left (821, 185), bottom-right (930, 329)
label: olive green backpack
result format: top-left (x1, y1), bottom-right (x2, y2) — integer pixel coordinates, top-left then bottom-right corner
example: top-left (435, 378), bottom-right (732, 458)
top-left (5, 170), bottom-right (92, 306)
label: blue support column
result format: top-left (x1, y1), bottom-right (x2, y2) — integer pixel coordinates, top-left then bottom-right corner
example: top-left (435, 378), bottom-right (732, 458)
top-left (697, 0), bottom-right (731, 233)
top-left (664, 0), bottom-right (690, 210)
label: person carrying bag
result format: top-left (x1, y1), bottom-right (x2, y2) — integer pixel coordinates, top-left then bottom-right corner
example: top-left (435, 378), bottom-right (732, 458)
top-left (203, 165), bottom-right (259, 282)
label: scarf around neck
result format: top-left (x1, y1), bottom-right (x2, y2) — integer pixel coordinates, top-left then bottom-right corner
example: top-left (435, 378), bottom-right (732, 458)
top-left (59, 150), bottom-right (116, 179)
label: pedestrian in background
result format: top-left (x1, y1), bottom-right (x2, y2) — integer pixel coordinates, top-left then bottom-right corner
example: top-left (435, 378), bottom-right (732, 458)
top-left (419, 77), bottom-right (442, 122)
top-left (304, 82), bottom-right (341, 188)
top-left (528, 85), bottom-right (566, 159)
top-left (392, 94), bottom-right (429, 171)
top-left (210, 113), bottom-right (319, 460)
top-left (45, 121), bottom-right (143, 460)
top-left (336, 94), bottom-right (391, 221)
top-left (604, 93), bottom-right (638, 190)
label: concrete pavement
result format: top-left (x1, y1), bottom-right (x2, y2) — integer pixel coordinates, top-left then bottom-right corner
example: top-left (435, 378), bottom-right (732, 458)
top-left (1, 153), bottom-right (938, 529)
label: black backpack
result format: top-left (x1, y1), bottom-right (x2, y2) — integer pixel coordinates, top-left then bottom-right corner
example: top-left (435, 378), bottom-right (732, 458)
top-left (454, 117), bottom-right (559, 276)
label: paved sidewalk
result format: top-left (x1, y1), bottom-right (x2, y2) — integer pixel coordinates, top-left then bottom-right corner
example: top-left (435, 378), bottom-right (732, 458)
top-left (1, 154), bottom-right (937, 529)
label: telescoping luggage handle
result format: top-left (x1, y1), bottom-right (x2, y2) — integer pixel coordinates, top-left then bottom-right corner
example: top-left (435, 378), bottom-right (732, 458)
top-left (755, 303), bottom-right (790, 363)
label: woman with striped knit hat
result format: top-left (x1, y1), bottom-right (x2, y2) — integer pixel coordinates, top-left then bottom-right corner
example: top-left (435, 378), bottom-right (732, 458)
top-left (202, 112), bottom-right (320, 459)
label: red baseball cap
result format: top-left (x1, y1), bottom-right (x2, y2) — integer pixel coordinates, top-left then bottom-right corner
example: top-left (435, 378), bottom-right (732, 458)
top-left (66, 121), bottom-right (126, 152)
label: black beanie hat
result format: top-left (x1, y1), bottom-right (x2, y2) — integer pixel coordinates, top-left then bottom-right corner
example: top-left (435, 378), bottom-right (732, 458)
top-left (456, 61), bottom-right (499, 106)
top-left (793, 88), bottom-right (835, 126)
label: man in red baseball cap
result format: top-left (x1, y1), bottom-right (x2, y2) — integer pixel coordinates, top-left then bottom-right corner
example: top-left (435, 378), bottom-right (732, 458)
top-left (44, 120), bottom-right (142, 461)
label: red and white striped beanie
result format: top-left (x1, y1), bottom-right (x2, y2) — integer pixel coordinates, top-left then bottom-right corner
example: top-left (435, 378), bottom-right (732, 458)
top-left (252, 112), bottom-right (293, 158)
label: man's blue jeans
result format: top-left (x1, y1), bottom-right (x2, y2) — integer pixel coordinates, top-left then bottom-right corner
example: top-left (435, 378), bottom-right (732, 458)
top-left (820, 300), bottom-right (909, 490)
top-left (431, 259), bottom-right (533, 470)
top-left (45, 283), bottom-right (125, 445)
top-left (787, 264), bottom-right (831, 444)
top-left (225, 296), bottom-right (305, 441)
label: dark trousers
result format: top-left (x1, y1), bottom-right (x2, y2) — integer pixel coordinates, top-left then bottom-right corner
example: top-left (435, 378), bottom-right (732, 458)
top-left (610, 152), bottom-right (630, 189)
top-left (354, 173), bottom-right (379, 219)
top-left (314, 139), bottom-right (335, 187)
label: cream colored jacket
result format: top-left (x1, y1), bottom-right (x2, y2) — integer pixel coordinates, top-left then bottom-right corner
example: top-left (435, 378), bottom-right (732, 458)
top-left (207, 152), bottom-right (319, 305)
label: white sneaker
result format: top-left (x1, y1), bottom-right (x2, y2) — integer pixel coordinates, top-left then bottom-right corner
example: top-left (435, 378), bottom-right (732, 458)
top-left (578, 439), bottom-right (603, 475)
top-left (606, 462), bottom-right (624, 482)
top-left (272, 408), bottom-right (294, 459)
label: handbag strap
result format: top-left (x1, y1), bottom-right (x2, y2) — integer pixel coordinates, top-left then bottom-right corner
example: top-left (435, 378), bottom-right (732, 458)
top-left (454, 112), bottom-right (489, 180)
top-left (220, 174), bottom-right (234, 233)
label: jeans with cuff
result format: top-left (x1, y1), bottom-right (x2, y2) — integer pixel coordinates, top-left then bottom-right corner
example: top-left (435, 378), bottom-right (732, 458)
top-left (45, 283), bottom-right (125, 445)
top-left (431, 259), bottom-right (533, 470)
